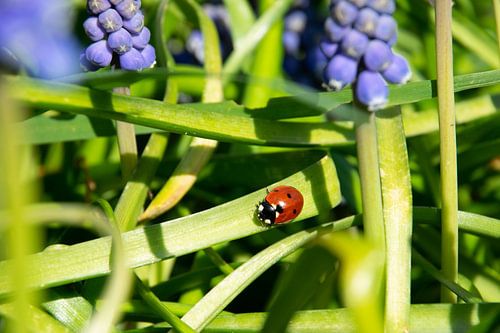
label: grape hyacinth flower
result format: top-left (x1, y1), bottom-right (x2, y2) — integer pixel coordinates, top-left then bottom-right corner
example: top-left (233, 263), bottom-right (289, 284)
top-left (82, 0), bottom-right (155, 71)
top-left (321, 0), bottom-right (411, 111)
top-left (0, 0), bottom-right (80, 78)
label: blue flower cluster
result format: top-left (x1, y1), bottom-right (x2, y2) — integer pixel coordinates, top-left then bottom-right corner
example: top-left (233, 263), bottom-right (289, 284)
top-left (321, 0), bottom-right (411, 111)
top-left (0, 0), bottom-right (79, 79)
top-left (81, 0), bottom-right (155, 71)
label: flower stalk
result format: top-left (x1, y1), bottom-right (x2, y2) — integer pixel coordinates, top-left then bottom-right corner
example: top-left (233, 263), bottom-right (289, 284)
top-left (435, 0), bottom-right (458, 303)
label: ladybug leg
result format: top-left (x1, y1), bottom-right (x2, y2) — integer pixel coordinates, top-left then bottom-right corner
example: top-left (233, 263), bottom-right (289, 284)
top-left (266, 188), bottom-right (270, 194)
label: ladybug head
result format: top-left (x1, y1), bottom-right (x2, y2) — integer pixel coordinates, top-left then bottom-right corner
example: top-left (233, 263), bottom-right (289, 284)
top-left (257, 201), bottom-right (284, 225)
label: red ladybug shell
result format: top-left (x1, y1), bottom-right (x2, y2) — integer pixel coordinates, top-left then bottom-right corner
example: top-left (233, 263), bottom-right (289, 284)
top-left (260, 185), bottom-right (304, 224)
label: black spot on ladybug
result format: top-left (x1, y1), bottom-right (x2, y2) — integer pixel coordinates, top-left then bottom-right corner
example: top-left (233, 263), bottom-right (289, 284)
top-left (293, 209), bottom-right (297, 214)
top-left (287, 193), bottom-right (292, 199)
top-left (276, 205), bottom-right (284, 213)
top-left (274, 189), bottom-right (279, 192)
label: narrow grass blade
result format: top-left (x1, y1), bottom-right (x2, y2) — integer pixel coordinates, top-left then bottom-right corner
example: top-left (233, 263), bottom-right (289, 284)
top-left (376, 107), bottom-right (413, 332)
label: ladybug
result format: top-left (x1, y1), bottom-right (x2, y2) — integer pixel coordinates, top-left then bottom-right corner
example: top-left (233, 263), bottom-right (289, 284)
top-left (257, 185), bottom-right (304, 225)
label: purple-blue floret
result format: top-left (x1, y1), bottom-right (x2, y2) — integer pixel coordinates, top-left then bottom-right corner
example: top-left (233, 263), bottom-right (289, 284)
top-left (123, 11), bottom-right (145, 34)
top-left (321, 0), bottom-right (410, 111)
top-left (86, 40), bottom-right (113, 67)
top-left (82, 0), bottom-right (156, 71)
top-left (324, 54), bottom-right (358, 91)
top-left (364, 39), bottom-right (392, 71)
top-left (131, 27), bottom-right (150, 49)
top-left (115, 0), bottom-right (140, 20)
top-left (356, 70), bottom-right (388, 111)
top-left (108, 28), bottom-right (132, 54)
top-left (331, 1), bottom-right (359, 26)
top-left (119, 47), bottom-right (144, 70)
top-left (88, 0), bottom-right (112, 15)
top-left (83, 17), bottom-right (107, 42)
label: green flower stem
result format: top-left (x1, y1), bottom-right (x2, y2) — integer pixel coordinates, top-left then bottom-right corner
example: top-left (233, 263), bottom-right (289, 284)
top-left (376, 108), bottom-right (412, 333)
top-left (354, 112), bottom-right (385, 252)
top-left (113, 86), bottom-right (138, 181)
top-left (134, 275), bottom-right (196, 333)
top-left (435, 0), bottom-right (458, 303)
top-left (494, 0), bottom-right (500, 60)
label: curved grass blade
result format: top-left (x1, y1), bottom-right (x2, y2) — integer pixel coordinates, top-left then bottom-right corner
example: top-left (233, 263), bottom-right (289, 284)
top-left (0, 154), bottom-right (341, 296)
top-left (129, 303), bottom-right (500, 333)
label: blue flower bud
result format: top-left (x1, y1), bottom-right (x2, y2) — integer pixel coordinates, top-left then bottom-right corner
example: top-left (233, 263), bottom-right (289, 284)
top-left (80, 52), bottom-right (100, 71)
top-left (83, 17), bottom-right (106, 41)
top-left (374, 15), bottom-right (397, 42)
top-left (364, 39), bottom-right (392, 71)
top-left (387, 32), bottom-right (397, 46)
top-left (141, 44), bottom-right (156, 68)
top-left (324, 17), bottom-right (350, 42)
top-left (115, 0), bottom-right (139, 20)
top-left (283, 31), bottom-right (301, 55)
top-left (341, 29), bottom-right (368, 59)
top-left (382, 53), bottom-right (411, 84)
top-left (331, 1), bottom-right (359, 26)
top-left (123, 11), bottom-right (144, 34)
top-left (354, 8), bottom-right (379, 37)
top-left (107, 28), bottom-right (132, 54)
top-left (85, 40), bottom-right (113, 67)
top-left (367, 0), bottom-right (395, 14)
top-left (119, 47), bottom-right (144, 70)
top-left (131, 26), bottom-right (150, 49)
top-left (319, 38), bottom-right (338, 58)
top-left (87, 0), bottom-right (111, 15)
top-left (285, 11), bottom-right (307, 33)
top-left (323, 54), bottom-right (358, 90)
top-left (356, 70), bottom-right (388, 111)
top-left (98, 8), bottom-right (123, 33)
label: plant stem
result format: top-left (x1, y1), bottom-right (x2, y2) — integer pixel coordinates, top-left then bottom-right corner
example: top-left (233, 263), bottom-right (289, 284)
top-left (355, 112), bottom-right (385, 253)
top-left (114, 86), bottom-right (138, 181)
top-left (435, 0), bottom-right (458, 303)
